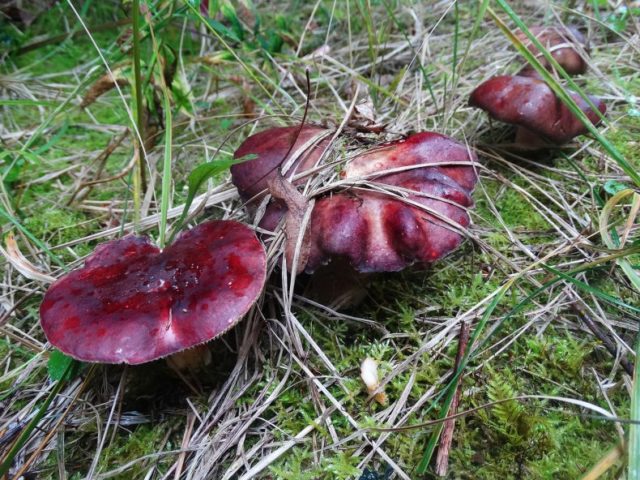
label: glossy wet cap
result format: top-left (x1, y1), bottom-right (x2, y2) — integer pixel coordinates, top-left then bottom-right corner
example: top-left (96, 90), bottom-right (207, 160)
top-left (40, 220), bottom-right (266, 364)
top-left (305, 132), bottom-right (478, 273)
top-left (469, 75), bottom-right (606, 144)
top-left (516, 25), bottom-right (588, 75)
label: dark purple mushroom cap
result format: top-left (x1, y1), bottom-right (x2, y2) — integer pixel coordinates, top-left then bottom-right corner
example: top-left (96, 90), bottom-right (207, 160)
top-left (40, 220), bottom-right (266, 365)
top-left (469, 75), bottom-right (606, 144)
top-left (231, 125), bottom-right (331, 202)
top-left (305, 132), bottom-right (478, 273)
top-left (516, 25), bottom-right (589, 76)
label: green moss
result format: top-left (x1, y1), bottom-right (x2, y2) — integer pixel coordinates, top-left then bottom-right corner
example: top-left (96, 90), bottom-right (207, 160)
top-left (493, 186), bottom-right (548, 231)
top-left (2, 2), bottom-right (638, 479)
top-left (449, 329), bottom-right (622, 479)
top-left (95, 424), bottom-right (170, 479)
top-left (22, 206), bottom-right (93, 257)
top-left (270, 448), bottom-right (322, 479)
top-left (607, 123), bottom-right (640, 169)
top-left (262, 281), bottom-right (626, 479)
top-left (42, 423), bottom-right (173, 480)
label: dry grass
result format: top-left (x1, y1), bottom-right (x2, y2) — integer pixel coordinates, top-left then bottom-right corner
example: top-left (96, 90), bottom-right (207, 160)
top-left (0, 1), bottom-right (639, 478)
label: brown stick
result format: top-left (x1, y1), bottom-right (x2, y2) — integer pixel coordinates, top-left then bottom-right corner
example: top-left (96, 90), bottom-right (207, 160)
top-left (267, 173), bottom-right (312, 274)
top-left (434, 321), bottom-right (471, 477)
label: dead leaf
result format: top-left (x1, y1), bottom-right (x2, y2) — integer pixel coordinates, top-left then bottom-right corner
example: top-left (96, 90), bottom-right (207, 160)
top-left (267, 174), bottom-right (313, 274)
top-left (1, 233), bottom-right (55, 283)
top-left (81, 69), bottom-right (129, 108)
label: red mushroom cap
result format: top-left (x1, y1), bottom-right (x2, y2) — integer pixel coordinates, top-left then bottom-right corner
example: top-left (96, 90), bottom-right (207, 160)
top-left (40, 220), bottom-right (266, 364)
top-left (469, 75), bottom-right (606, 144)
top-left (516, 25), bottom-right (589, 76)
top-left (231, 125), bottom-right (331, 231)
top-left (305, 132), bottom-right (478, 273)
top-left (231, 125), bottom-right (331, 203)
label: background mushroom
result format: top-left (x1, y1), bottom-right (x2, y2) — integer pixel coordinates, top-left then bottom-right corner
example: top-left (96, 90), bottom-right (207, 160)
top-left (469, 75), bottom-right (606, 147)
top-left (40, 220), bottom-right (267, 365)
top-left (516, 25), bottom-right (589, 77)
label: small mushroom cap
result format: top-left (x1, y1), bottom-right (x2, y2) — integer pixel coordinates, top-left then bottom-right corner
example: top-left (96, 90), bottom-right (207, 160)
top-left (469, 75), bottom-right (606, 144)
top-left (516, 25), bottom-right (588, 75)
top-left (231, 125), bottom-right (331, 202)
top-left (306, 132), bottom-right (478, 273)
top-left (40, 221), bottom-right (266, 365)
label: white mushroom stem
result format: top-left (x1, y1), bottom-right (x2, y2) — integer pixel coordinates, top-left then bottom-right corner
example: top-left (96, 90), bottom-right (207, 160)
top-left (360, 357), bottom-right (386, 405)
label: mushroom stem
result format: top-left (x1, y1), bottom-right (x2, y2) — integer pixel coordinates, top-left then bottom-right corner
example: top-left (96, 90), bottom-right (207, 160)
top-left (514, 126), bottom-right (553, 148)
top-left (166, 344), bottom-right (212, 371)
top-left (303, 258), bottom-right (372, 310)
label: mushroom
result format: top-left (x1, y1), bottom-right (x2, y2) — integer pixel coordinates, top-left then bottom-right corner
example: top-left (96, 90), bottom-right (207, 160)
top-left (360, 357), bottom-right (386, 405)
top-left (305, 132), bottom-right (478, 272)
top-left (231, 125), bottom-right (332, 230)
top-left (232, 128), bottom-right (478, 274)
top-left (469, 75), bottom-right (606, 147)
top-left (231, 128), bottom-right (477, 306)
top-left (516, 25), bottom-right (589, 77)
top-left (39, 220), bottom-right (266, 365)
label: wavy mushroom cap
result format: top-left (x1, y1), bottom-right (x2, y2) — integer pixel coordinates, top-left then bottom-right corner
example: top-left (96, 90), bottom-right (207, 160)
top-left (469, 75), bottom-right (606, 144)
top-left (516, 25), bottom-right (588, 75)
top-left (343, 132), bottom-right (478, 191)
top-left (306, 132), bottom-right (478, 273)
top-left (40, 221), bottom-right (266, 365)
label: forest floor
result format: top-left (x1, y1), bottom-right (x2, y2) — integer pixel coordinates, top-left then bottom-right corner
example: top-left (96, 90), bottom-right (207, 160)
top-left (1, 1), bottom-right (639, 479)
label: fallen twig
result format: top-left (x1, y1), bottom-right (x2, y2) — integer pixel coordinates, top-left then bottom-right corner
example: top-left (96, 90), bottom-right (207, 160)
top-left (434, 321), bottom-right (471, 477)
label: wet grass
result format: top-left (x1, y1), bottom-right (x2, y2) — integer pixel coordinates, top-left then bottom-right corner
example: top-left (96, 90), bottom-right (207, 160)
top-left (0, 1), bottom-right (638, 479)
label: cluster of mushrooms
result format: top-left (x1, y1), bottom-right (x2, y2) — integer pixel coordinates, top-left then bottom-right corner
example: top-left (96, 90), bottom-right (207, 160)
top-left (40, 24), bottom-right (607, 368)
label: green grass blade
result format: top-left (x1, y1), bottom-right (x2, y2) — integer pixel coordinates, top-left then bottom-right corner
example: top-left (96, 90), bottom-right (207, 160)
top-left (158, 89), bottom-right (173, 248)
top-left (630, 338), bottom-right (640, 479)
top-left (475, 254), bottom-right (640, 355)
top-left (454, 0), bottom-right (489, 87)
top-left (599, 189), bottom-right (640, 292)
top-left (144, 6), bottom-right (174, 248)
top-left (167, 158), bottom-right (237, 244)
top-left (450, 1), bottom-right (459, 93)
top-left (131, 0), bottom-right (145, 229)
top-left (0, 99), bottom-right (61, 107)
top-left (416, 287), bottom-right (507, 473)
top-left (541, 262), bottom-right (640, 313)
top-left (381, 0), bottom-right (438, 108)
top-left (184, 0), bottom-right (286, 115)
